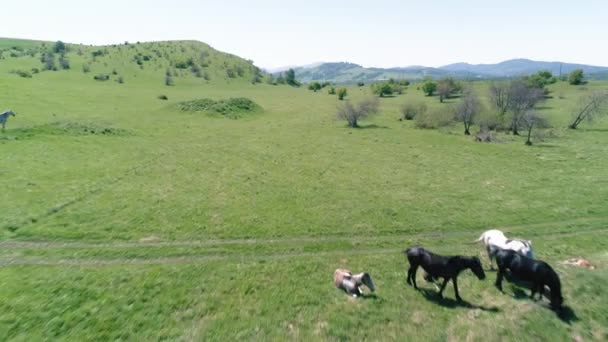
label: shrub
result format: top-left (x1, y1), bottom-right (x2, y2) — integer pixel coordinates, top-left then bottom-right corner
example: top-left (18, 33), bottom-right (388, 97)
top-left (91, 50), bottom-right (105, 57)
top-left (336, 97), bottom-right (379, 127)
top-left (165, 74), bottom-right (174, 86)
top-left (11, 69), bottom-right (32, 78)
top-left (337, 88), bottom-right (348, 100)
top-left (400, 102), bottom-right (427, 120)
top-left (93, 74), bottom-right (110, 81)
top-left (59, 55), bottom-right (70, 69)
top-left (158, 95), bottom-right (168, 100)
top-left (179, 97), bottom-right (261, 119)
top-left (41, 52), bottom-right (56, 71)
top-left (308, 82), bottom-right (322, 92)
top-left (53, 41), bottom-right (66, 53)
top-left (82, 64), bottom-right (91, 73)
top-left (414, 107), bottom-right (454, 129)
top-left (328, 86), bottom-right (336, 95)
top-left (117, 76), bottom-right (124, 84)
top-left (357, 82), bottom-right (365, 87)
top-left (31, 68), bottom-right (39, 74)
top-left (372, 83), bottom-right (393, 97)
top-left (226, 68), bottom-right (236, 78)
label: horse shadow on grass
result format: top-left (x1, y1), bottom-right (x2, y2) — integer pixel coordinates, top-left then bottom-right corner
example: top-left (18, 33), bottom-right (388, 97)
top-left (357, 124), bottom-right (390, 129)
top-left (508, 283), bottom-right (579, 324)
top-left (418, 288), bottom-right (500, 313)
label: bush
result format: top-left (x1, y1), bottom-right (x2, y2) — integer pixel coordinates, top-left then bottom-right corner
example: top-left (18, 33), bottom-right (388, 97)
top-left (82, 64), bottom-right (91, 73)
top-left (414, 107), bottom-right (454, 129)
top-left (179, 97), bottom-right (261, 119)
top-left (11, 69), bottom-right (32, 78)
top-left (328, 86), bottom-right (336, 95)
top-left (336, 97), bottom-right (379, 127)
top-left (372, 83), bottom-right (393, 97)
top-left (357, 82), bottom-right (365, 87)
top-left (31, 68), bottom-right (39, 74)
top-left (93, 74), bottom-right (110, 81)
top-left (165, 74), bottom-right (174, 86)
top-left (400, 102), bottom-right (427, 120)
top-left (308, 82), bottom-right (322, 92)
top-left (117, 76), bottom-right (124, 84)
top-left (59, 55), bottom-right (70, 69)
top-left (158, 94), bottom-right (168, 100)
top-left (337, 88), bottom-right (348, 100)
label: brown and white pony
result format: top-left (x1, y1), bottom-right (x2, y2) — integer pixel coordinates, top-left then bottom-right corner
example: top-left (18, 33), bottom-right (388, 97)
top-left (334, 269), bottom-right (375, 297)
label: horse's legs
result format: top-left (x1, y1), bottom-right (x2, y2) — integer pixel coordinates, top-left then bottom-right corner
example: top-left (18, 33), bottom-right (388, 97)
top-left (495, 268), bottom-right (504, 292)
top-left (452, 276), bottom-right (462, 301)
top-left (407, 264), bottom-right (418, 288)
top-left (438, 278), bottom-right (450, 298)
top-left (486, 245), bottom-right (495, 270)
top-left (530, 283), bottom-right (538, 300)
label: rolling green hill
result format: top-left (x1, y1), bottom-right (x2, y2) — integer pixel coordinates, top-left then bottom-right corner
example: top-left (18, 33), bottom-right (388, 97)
top-left (0, 38), bottom-right (265, 86)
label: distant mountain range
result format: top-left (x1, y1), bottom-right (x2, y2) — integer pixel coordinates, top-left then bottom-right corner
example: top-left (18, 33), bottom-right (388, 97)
top-left (290, 59), bottom-right (608, 83)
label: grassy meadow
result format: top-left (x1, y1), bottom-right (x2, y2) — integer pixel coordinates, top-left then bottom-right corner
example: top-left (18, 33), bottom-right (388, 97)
top-left (1, 38), bottom-right (608, 341)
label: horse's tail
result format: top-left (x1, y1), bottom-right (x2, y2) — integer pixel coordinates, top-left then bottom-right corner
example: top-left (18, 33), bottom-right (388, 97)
top-left (544, 263), bottom-right (563, 308)
top-left (469, 233), bottom-right (485, 244)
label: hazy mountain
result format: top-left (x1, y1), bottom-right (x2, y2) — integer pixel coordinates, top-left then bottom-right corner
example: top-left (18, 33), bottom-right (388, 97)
top-left (293, 59), bottom-right (608, 83)
top-left (440, 59), bottom-right (608, 77)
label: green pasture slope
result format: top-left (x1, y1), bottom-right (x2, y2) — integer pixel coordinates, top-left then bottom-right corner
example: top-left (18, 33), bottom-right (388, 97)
top-left (1, 38), bottom-right (608, 340)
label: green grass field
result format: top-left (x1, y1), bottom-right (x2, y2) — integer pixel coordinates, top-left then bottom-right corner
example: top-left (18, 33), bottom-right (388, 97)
top-left (1, 39), bottom-right (607, 341)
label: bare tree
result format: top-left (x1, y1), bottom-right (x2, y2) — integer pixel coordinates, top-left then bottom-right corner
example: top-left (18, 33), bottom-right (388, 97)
top-left (506, 80), bottom-right (544, 135)
top-left (336, 97), bottom-right (379, 128)
top-left (520, 110), bottom-right (549, 145)
top-left (489, 82), bottom-right (509, 116)
top-left (569, 91), bottom-right (608, 129)
top-left (455, 88), bottom-right (481, 135)
top-left (437, 77), bottom-right (459, 103)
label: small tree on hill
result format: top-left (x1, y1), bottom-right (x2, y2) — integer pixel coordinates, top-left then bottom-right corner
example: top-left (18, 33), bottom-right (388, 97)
top-left (328, 86), bottom-right (336, 95)
top-left (372, 83), bottom-right (393, 97)
top-left (568, 69), bottom-right (584, 85)
top-left (520, 110), bottom-right (549, 145)
top-left (422, 78), bottom-right (437, 96)
top-left (53, 41), bottom-right (66, 54)
top-left (336, 97), bottom-right (379, 127)
top-left (337, 87), bottom-right (348, 100)
top-left (285, 68), bottom-right (300, 87)
top-left (506, 80), bottom-right (544, 135)
top-left (308, 82), bottom-right (322, 92)
top-left (455, 87), bottom-right (481, 135)
top-left (437, 77), bottom-right (459, 102)
top-left (569, 91), bottom-right (608, 129)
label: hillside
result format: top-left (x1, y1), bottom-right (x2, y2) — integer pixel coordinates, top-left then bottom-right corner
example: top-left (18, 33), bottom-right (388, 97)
top-left (0, 38), bottom-right (265, 86)
top-left (294, 59), bottom-right (608, 83)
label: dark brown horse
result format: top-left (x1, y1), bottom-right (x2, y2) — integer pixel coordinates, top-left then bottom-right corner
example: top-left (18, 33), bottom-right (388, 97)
top-left (405, 246), bottom-right (486, 301)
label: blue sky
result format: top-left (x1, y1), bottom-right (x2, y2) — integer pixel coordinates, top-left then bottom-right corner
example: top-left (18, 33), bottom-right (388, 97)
top-left (4, 0), bottom-right (607, 68)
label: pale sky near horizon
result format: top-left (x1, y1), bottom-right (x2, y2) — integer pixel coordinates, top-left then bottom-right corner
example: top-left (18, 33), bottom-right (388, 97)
top-left (4, 1), bottom-right (607, 69)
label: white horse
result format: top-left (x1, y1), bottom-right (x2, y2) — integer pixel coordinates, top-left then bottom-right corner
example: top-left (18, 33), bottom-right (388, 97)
top-left (334, 269), bottom-right (375, 297)
top-left (474, 229), bottom-right (533, 269)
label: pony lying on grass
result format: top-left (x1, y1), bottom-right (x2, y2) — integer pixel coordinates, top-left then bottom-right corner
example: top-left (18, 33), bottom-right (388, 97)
top-left (334, 269), bottom-right (375, 297)
top-left (491, 246), bottom-right (564, 311)
top-left (475, 229), bottom-right (533, 269)
top-left (405, 246), bottom-right (485, 301)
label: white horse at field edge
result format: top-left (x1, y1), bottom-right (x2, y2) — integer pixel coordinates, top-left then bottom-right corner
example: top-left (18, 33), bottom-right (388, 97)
top-left (475, 229), bottom-right (533, 269)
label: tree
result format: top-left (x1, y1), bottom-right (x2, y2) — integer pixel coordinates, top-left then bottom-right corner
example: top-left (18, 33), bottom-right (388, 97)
top-left (569, 91), bottom-right (608, 129)
top-left (336, 97), bottom-right (379, 128)
top-left (520, 110), bottom-right (549, 146)
top-left (372, 83), bottom-right (393, 97)
top-left (400, 102), bottom-right (427, 120)
top-left (328, 86), bottom-right (336, 95)
top-left (505, 80), bottom-right (544, 135)
top-left (455, 88), bottom-right (481, 135)
top-left (525, 70), bottom-right (556, 90)
top-left (568, 69), bottom-right (584, 85)
top-left (285, 68), bottom-right (300, 87)
top-left (59, 54), bottom-right (70, 69)
top-left (421, 79), bottom-right (437, 96)
top-left (489, 82), bottom-right (509, 116)
top-left (308, 82), bottom-right (322, 92)
top-left (337, 87), bottom-right (348, 100)
top-left (41, 52), bottom-right (56, 71)
top-left (436, 77), bottom-right (459, 102)
top-left (53, 41), bottom-right (66, 53)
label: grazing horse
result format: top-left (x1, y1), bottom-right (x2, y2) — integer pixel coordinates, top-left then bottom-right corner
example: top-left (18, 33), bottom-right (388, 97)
top-left (475, 229), bottom-right (533, 269)
top-left (334, 268), bottom-right (375, 297)
top-left (0, 110), bottom-right (16, 130)
top-left (491, 246), bottom-right (563, 310)
top-left (405, 246), bottom-right (486, 301)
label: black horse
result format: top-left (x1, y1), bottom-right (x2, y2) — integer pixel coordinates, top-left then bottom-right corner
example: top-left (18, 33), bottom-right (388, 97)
top-left (491, 246), bottom-right (563, 310)
top-left (405, 246), bottom-right (486, 301)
